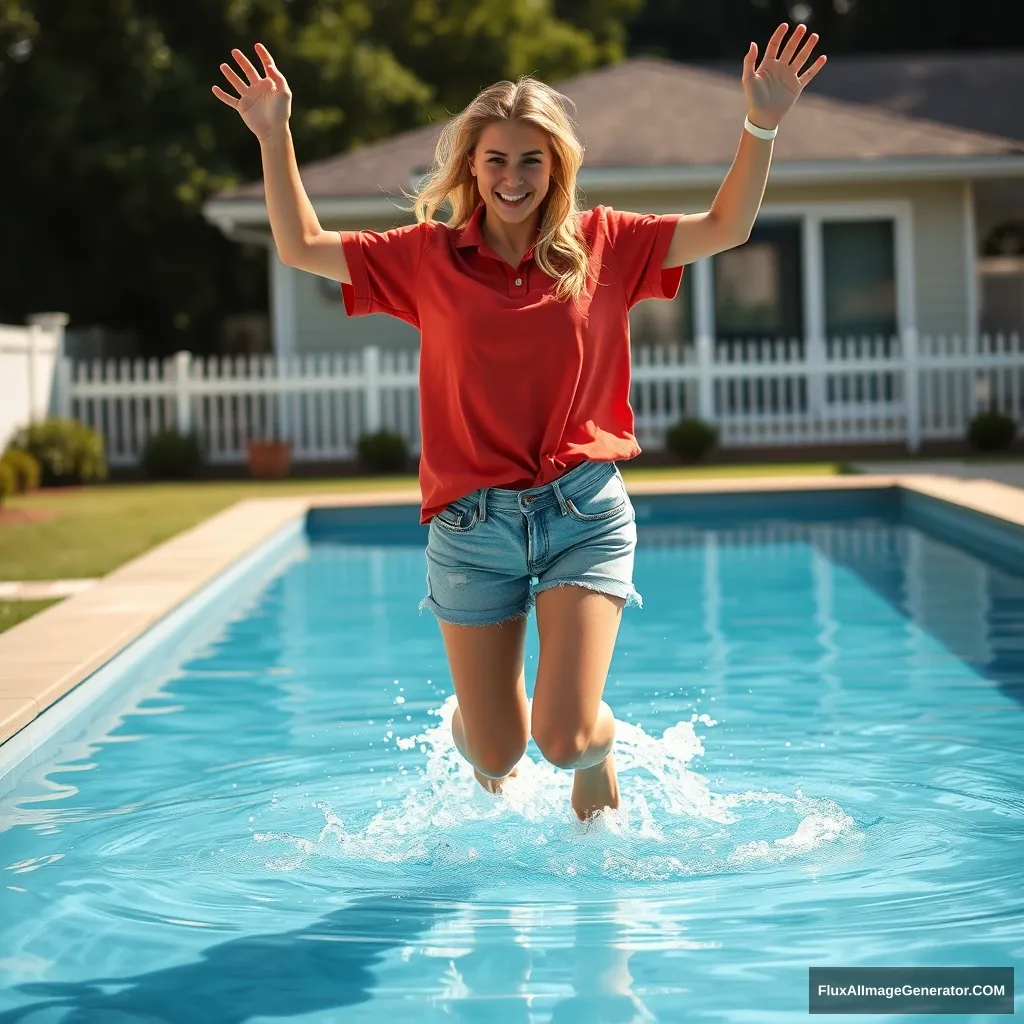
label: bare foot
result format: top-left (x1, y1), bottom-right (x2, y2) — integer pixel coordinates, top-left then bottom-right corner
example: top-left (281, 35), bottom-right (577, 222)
top-left (474, 765), bottom-right (519, 794)
top-left (571, 752), bottom-right (620, 821)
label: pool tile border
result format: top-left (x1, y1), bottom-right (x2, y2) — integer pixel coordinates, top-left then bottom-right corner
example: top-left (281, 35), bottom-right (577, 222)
top-left (2, 471), bottom-right (1024, 747)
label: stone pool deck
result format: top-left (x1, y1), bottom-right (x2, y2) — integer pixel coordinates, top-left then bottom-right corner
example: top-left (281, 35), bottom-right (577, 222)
top-left (3, 472), bottom-right (1024, 748)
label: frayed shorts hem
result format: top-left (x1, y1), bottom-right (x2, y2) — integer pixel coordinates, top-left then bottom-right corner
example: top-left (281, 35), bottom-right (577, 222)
top-left (417, 594), bottom-right (529, 627)
top-left (418, 579), bottom-right (642, 627)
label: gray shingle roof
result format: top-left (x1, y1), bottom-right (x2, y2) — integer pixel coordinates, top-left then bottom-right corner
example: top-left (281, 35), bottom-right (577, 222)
top-left (220, 55), bottom-right (1023, 201)
top-left (701, 50), bottom-right (1024, 143)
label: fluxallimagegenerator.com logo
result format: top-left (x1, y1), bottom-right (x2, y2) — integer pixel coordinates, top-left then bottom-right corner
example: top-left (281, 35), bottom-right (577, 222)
top-left (809, 967), bottom-right (1013, 1014)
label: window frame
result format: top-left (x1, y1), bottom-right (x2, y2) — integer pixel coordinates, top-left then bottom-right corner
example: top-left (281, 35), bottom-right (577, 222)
top-left (644, 199), bottom-right (917, 345)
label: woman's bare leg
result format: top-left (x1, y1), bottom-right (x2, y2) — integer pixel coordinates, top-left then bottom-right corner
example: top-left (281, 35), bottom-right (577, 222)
top-left (531, 586), bottom-right (624, 819)
top-left (438, 616), bottom-right (530, 792)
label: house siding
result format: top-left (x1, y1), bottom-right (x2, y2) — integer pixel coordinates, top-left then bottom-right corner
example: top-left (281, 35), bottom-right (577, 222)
top-left (292, 261), bottom-right (418, 356)
top-left (288, 178), bottom-right (971, 353)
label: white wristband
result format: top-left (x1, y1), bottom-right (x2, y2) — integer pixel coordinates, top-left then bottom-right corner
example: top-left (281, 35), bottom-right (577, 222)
top-left (744, 116), bottom-right (778, 140)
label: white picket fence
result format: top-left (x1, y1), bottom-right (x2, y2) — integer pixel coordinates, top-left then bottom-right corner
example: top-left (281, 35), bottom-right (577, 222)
top-left (56, 331), bottom-right (1024, 467)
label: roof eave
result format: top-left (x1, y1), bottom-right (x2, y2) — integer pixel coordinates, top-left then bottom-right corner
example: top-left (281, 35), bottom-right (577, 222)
top-left (203, 153), bottom-right (1024, 230)
top-left (578, 152), bottom-right (1024, 190)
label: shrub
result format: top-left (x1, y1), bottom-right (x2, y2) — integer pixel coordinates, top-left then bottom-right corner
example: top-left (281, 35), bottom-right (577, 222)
top-left (141, 429), bottom-right (204, 480)
top-left (665, 417), bottom-right (718, 461)
top-left (10, 418), bottom-right (107, 486)
top-left (967, 410), bottom-right (1016, 452)
top-left (0, 447), bottom-right (41, 492)
top-left (357, 430), bottom-right (408, 474)
top-left (0, 460), bottom-right (13, 506)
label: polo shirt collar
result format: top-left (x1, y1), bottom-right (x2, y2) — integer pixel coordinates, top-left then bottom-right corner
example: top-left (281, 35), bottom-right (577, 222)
top-left (454, 202), bottom-right (487, 250)
top-left (455, 203), bottom-right (537, 262)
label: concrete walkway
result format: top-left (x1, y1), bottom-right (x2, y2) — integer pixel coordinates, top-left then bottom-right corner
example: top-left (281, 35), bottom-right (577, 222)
top-left (852, 460), bottom-right (1024, 489)
top-left (0, 579), bottom-right (99, 600)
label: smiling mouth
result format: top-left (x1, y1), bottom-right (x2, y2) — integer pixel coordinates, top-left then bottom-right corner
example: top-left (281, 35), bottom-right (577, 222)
top-left (495, 191), bottom-right (531, 207)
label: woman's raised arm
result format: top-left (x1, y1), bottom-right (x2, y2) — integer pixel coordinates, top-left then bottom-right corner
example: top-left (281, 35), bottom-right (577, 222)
top-left (213, 43), bottom-right (349, 283)
top-left (664, 23), bottom-right (827, 268)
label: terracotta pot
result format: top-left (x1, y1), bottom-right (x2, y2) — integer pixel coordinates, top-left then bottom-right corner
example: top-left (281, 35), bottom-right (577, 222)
top-left (246, 440), bottom-right (292, 479)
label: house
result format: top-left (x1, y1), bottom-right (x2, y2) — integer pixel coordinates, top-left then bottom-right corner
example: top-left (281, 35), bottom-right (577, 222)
top-left (203, 54), bottom-right (1024, 361)
top-left (699, 49), bottom-right (1024, 336)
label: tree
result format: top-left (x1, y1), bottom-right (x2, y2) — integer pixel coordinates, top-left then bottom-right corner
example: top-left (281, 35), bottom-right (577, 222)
top-left (627, 0), bottom-right (1014, 62)
top-left (0, 0), bottom-right (637, 356)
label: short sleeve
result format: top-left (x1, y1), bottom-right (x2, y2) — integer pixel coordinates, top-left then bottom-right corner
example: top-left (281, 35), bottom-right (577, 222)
top-left (600, 207), bottom-right (684, 309)
top-left (340, 222), bottom-right (429, 327)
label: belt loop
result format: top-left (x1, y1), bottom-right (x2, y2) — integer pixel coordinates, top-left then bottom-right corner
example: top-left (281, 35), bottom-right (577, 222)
top-left (551, 478), bottom-right (570, 517)
top-left (478, 487), bottom-right (489, 522)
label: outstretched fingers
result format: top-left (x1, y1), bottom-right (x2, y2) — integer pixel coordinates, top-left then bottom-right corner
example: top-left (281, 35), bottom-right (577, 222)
top-left (254, 43), bottom-right (280, 78)
top-left (791, 31), bottom-right (821, 74)
top-left (763, 22), bottom-right (790, 62)
top-left (779, 23), bottom-right (807, 64)
top-left (798, 53), bottom-right (828, 86)
top-left (211, 85), bottom-right (238, 108)
top-left (219, 62), bottom-right (248, 96)
top-left (231, 47), bottom-right (262, 86)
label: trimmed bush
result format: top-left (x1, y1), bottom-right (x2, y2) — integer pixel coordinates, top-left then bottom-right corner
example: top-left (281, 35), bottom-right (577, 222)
top-left (967, 410), bottom-right (1016, 452)
top-left (0, 447), bottom-right (41, 492)
top-left (665, 417), bottom-right (718, 461)
top-left (357, 430), bottom-right (408, 474)
top-left (10, 418), bottom-right (107, 486)
top-left (0, 460), bottom-right (13, 506)
top-left (141, 429), bottom-right (204, 480)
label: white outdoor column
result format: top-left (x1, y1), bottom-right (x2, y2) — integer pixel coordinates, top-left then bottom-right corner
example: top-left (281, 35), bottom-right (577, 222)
top-left (801, 214), bottom-right (826, 417)
top-left (692, 257), bottom-right (715, 421)
top-left (269, 251), bottom-right (298, 358)
top-left (269, 250), bottom-right (299, 442)
top-left (963, 181), bottom-right (979, 342)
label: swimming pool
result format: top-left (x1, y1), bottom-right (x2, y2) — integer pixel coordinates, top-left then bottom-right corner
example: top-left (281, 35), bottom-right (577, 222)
top-left (0, 486), bottom-right (1021, 1022)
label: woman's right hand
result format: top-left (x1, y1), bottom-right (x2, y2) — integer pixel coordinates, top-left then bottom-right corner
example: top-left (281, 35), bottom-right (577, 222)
top-left (212, 43), bottom-right (292, 141)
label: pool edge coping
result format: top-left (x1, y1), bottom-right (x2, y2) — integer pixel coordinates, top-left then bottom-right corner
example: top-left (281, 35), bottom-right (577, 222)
top-left (2, 471), bottom-right (1022, 747)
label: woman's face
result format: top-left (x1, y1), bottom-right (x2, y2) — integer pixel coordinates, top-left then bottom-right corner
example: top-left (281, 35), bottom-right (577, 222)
top-left (469, 121), bottom-right (553, 229)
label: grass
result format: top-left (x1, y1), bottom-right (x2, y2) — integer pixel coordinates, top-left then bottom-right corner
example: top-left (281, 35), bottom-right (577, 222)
top-left (0, 599), bottom-right (60, 634)
top-left (0, 461), bottom-right (845, 583)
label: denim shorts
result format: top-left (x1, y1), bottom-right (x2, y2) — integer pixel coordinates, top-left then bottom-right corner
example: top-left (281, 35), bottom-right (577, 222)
top-left (419, 460), bottom-right (641, 627)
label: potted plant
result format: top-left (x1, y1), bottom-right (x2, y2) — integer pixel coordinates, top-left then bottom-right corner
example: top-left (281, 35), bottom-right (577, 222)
top-left (246, 433), bottom-right (292, 479)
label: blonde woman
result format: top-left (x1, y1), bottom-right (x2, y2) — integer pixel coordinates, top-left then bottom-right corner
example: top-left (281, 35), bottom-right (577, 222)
top-left (213, 24), bottom-right (826, 820)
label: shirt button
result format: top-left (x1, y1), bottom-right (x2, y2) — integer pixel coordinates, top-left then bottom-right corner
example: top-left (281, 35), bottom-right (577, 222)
top-left (514, 277), bottom-right (522, 286)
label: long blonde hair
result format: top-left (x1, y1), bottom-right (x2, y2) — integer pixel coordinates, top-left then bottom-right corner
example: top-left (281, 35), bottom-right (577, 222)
top-left (412, 77), bottom-right (590, 303)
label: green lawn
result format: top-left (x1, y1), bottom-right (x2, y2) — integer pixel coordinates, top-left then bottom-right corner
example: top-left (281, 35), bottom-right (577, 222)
top-left (0, 462), bottom-right (844, 583)
top-left (0, 599), bottom-right (60, 633)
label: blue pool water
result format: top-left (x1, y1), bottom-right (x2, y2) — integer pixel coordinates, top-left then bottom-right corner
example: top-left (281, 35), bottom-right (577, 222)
top-left (0, 489), bottom-right (1022, 1022)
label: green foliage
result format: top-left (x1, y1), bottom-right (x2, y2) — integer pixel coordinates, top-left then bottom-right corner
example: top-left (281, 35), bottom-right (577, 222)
top-left (0, 446), bottom-right (41, 492)
top-left (0, 459), bottom-right (13, 505)
top-left (0, 0), bottom-right (631, 355)
top-left (140, 428), bottom-right (204, 480)
top-left (665, 417), bottom-right (718, 461)
top-left (967, 410), bottom-right (1016, 452)
top-left (10, 418), bottom-right (108, 485)
top-left (357, 430), bottom-right (409, 474)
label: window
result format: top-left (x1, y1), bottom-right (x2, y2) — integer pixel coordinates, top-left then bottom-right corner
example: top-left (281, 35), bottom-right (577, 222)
top-left (713, 221), bottom-right (803, 342)
top-left (822, 220), bottom-right (897, 339)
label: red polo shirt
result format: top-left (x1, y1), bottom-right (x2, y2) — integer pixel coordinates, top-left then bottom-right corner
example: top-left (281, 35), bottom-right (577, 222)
top-left (341, 204), bottom-right (682, 523)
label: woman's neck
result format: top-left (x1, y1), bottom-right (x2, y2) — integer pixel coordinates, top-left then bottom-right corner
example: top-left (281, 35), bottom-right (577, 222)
top-left (480, 207), bottom-right (540, 267)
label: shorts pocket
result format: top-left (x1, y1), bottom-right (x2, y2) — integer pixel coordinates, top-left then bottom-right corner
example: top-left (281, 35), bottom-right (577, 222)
top-left (565, 469), bottom-right (629, 522)
top-left (432, 497), bottom-right (480, 533)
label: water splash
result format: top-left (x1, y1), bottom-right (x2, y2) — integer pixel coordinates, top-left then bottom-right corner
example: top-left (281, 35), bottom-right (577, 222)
top-left (253, 697), bottom-right (857, 880)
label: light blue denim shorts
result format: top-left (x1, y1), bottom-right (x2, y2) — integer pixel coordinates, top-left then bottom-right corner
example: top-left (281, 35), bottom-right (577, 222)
top-left (419, 460), bottom-right (641, 627)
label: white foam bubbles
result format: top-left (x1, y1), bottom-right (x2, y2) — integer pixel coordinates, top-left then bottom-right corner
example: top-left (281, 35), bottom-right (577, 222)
top-left (251, 695), bottom-right (858, 881)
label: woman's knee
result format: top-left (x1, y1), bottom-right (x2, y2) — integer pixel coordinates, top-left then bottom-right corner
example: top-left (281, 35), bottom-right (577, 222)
top-left (474, 740), bottom-right (528, 779)
top-left (531, 721), bottom-right (589, 770)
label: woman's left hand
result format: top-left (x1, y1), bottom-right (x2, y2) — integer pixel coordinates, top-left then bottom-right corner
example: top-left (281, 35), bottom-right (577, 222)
top-left (742, 22), bottom-right (827, 130)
